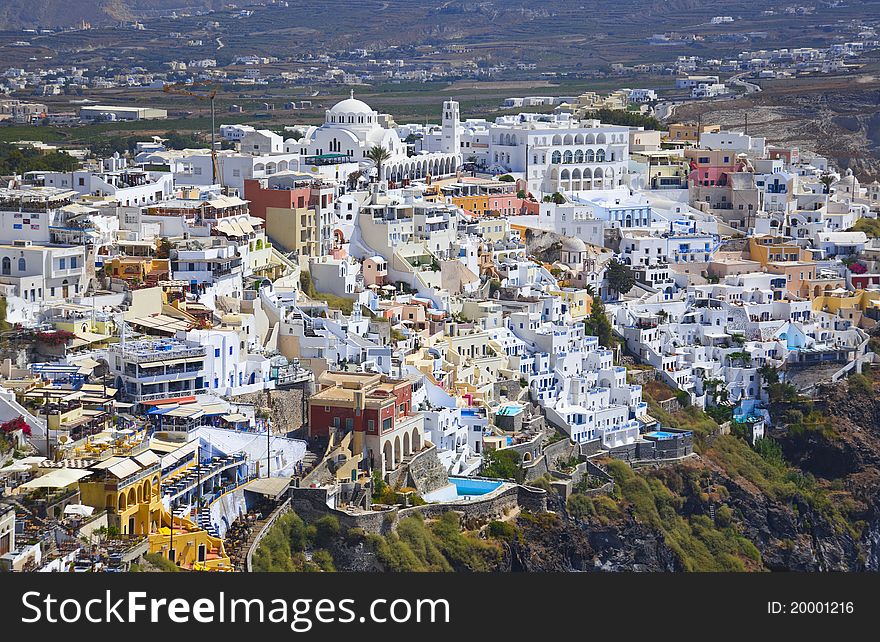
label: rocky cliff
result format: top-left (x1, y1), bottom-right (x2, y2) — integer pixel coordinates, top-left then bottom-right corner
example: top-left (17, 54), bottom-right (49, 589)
top-left (498, 372), bottom-right (880, 572)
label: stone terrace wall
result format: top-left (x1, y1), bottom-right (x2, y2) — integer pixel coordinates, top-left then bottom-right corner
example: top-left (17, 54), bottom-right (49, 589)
top-left (287, 482), bottom-right (547, 536)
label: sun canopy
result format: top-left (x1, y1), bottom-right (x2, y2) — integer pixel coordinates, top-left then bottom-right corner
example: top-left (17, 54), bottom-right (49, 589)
top-left (19, 468), bottom-right (92, 489)
top-left (64, 504), bottom-right (95, 517)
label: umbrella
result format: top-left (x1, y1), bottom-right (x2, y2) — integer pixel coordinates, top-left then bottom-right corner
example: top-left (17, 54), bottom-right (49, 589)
top-left (64, 504), bottom-right (95, 518)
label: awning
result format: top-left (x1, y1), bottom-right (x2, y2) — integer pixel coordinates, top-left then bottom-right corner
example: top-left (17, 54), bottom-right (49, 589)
top-left (165, 406), bottom-right (204, 418)
top-left (104, 459), bottom-right (142, 479)
top-left (200, 402), bottom-right (229, 416)
top-left (133, 451), bottom-right (160, 467)
top-left (64, 504), bottom-right (95, 517)
top-left (74, 331), bottom-right (110, 344)
top-left (0, 462), bottom-right (32, 474)
top-left (243, 477), bottom-right (291, 500)
top-left (221, 413), bottom-right (249, 423)
top-left (19, 468), bottom-right (92, 489)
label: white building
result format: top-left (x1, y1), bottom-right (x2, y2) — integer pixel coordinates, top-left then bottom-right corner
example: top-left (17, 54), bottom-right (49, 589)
top-left (294, 93), bottom-right (461, 184)
top-left (486, 113), bottom-right (630, 196)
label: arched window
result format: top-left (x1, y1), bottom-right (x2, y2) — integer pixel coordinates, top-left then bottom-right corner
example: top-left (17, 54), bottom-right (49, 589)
top-left (17, 257), bottom-right (25, 272)
top-left (563, 151), bottom-right (573, 164)
top-left (596, 149), bottom-right (606, 162)
top-left (585, 149), bottom-right (595, 162)
top-left (574, 150), bottom-right (584, 163)
top-left (551, 150), bottom-right (562, 164)
top-left (1, 257), bottom-right (9, 275)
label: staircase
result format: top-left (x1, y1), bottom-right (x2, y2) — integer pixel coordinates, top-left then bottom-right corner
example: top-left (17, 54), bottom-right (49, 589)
top-left (197, 507), bottom-right (220, 537)
top-left (300, 450), bottom-right (319, 475)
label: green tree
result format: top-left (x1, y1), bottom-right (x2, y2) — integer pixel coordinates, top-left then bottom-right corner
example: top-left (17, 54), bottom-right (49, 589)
top-left (605, 259), bottom-right (635, 298)
top-left (0, 143), bottom-right (79, 174)
top-left (497, 174), bottom-right (515, 182)
top-left (481, 448), bottom-right (522, 481)
top-left (584, 296), bottom-right (613, 347)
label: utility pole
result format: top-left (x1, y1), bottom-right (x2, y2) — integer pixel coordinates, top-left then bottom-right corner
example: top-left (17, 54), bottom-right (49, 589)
top-left (210, 94), bottom-right (217, 186)
top-left (43, 388), bottom-right (51, 461)
top-left (196, 441), bottom-right (201, 509)
top-left (169, 507), bottom-right (175, 564)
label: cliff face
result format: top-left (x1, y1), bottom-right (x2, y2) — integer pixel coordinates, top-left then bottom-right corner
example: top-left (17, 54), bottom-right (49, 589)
top-left (502, 374), bottom-right (880, 572)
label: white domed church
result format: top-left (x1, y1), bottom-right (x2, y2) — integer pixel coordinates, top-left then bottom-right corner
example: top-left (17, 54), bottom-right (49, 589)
top-left (296, 92), bottom-right (462, 185)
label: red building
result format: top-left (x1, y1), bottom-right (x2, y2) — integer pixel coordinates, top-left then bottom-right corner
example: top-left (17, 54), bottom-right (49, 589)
top-left (308, 371), bottom-right (423, 473)
top-left (243, 178), bottom-right (333, 222)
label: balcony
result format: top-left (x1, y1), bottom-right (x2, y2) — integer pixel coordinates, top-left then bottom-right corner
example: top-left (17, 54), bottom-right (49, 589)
top-left (136, 387), bottom-right (208, 402)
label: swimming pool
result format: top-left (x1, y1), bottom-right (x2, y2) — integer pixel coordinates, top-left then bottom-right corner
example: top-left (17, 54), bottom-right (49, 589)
top-left (450, 477), bottom-right (502, 496)
top-left (644, 430), bottom-right (680, 440)
top-left (496, 405), bottom-right (523, 416)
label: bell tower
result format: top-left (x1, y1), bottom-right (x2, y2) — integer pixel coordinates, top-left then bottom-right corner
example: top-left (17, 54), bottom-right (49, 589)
top-left (441, 100), bottom-right (461, 157)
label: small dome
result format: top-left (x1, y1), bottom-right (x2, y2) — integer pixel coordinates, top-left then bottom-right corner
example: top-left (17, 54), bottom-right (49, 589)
top-left (561, 236), bottom-right (587, 253)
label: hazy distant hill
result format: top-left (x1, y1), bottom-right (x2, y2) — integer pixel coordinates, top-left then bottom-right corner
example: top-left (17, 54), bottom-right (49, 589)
top-left (0, 1), bottom-right (228, 29)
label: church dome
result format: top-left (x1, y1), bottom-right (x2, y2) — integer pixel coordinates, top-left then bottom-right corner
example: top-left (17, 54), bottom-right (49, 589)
top-left (561, 236), bottom-right (587, 253)
top-left (329, 97), bottom-right (373, 115)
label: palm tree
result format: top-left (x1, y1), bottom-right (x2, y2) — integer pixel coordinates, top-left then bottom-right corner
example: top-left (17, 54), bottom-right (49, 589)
top-left (366, 145), bottom-right (391, 183)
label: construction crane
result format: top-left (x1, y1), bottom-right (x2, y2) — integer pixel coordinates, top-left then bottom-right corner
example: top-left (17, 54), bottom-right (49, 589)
top-left (162, 81), bottom-right (221, 186)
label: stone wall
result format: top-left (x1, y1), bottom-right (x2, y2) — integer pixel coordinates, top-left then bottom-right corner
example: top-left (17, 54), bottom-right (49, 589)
top-left (502, 433), bottom-right (543, 464)
top-left (657, 396), bottom-right (682, 413)
top-left (286, 481), bottom-right (548, 536)
top-left (404, 444), bottom-right (449, 495)
top-left (627, 368), bottom-right (659, 386)
top-left (493, 378), bottom-right (523, 402)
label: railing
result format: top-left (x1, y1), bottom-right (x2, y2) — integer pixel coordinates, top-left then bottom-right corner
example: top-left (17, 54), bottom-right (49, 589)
top-left (135, 387), bottom-right (208, 402)
top-left (110, 346), bottom-right (207, 363)
top-left (245, 497), bottom-right (292, 572)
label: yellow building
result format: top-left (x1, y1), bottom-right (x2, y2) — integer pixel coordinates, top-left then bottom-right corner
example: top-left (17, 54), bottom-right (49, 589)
top-left (811, 289), bottom-right (880, 316)
top-left (748, 236), bottom-right (812, 267)
top-left (265, 206), bottom-right (319, 257)
top-left (450, 194), bottom-right (490, 217)
top-left (50, 309), bottom-right (116, 337)
top-left (107, 257), bottom-right (171, 285)
top-left (78, 450), bottom-right (231, 570)
top-left (549, 288), bottom-right (593, 320)
top-left (665, 122), bottom-right (721, 144)
top-left (631, 150), bottom-right (689, 189)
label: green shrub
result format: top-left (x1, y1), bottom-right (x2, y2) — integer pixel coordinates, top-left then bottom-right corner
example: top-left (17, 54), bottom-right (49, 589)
top-left (143, 553), bottom-right (180, 572)
top-left (313, 515), bottom-right (341, 546)
top-left (487, 520), bottom-right (519, 543)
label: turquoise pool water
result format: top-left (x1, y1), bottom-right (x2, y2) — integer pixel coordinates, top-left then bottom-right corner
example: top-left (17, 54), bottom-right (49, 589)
top-left (644, 430), bottom-right (679, 439)
top-left (450, 477), bottom-right (502, 497)
top-left (497, 405), bottom-right (523, 416)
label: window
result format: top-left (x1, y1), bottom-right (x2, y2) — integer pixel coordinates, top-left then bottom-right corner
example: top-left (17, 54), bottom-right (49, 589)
top-left (17, 257), bottom-right (25, 272)
top-left (382, 417), bottom-right (392, 431)
top-left (214, 348), bottom-right (221, 357)
top-left (59, 258), bottom-right (66, 270)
